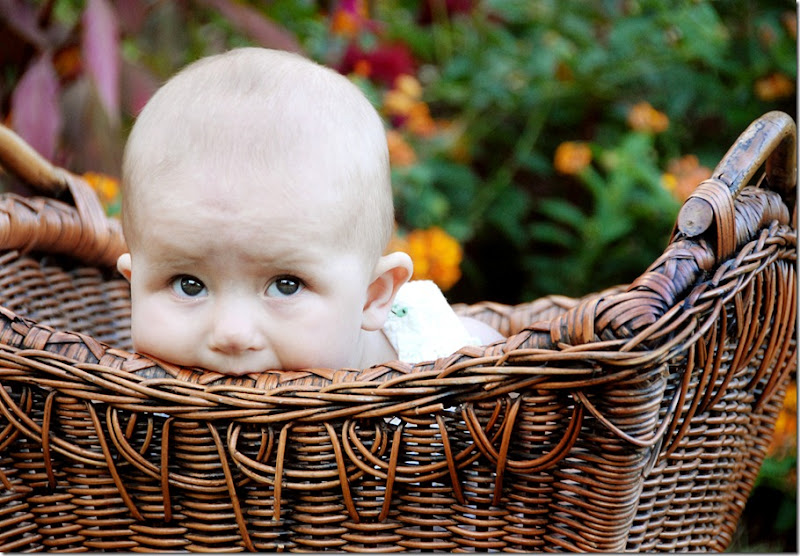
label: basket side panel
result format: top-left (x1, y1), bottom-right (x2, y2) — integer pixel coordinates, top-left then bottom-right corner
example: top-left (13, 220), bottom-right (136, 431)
top-left (626, 253), bottom-right (797, 551)
top-left (0, 252), bottom-right (132, 352)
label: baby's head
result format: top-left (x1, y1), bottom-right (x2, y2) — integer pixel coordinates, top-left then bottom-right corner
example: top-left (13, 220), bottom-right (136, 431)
top-left (117, 47), bottom-right (412, 375)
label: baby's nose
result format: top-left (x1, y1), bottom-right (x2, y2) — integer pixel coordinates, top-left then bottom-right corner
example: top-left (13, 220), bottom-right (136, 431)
top-left (209, 302), bottom-right (267, 355)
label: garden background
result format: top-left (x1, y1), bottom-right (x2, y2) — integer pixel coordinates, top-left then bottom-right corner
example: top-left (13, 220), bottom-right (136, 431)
top-left (0, 0), bottom-right (796, 550)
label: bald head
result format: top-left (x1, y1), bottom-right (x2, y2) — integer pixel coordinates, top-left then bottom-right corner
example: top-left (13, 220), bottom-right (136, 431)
top-left (122, 48), bottom-right (394, 261)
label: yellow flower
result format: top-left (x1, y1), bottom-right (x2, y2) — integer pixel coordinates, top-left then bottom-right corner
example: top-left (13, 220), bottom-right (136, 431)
top-left (553, 141), bottom-right (592, 175)
top-left (392, 227), bottom-right (463, 291)
top-left (627, 101), bottom-right (669, 133)
top-left (661, 173), bottom-right (678, 193)
top-left (82, 171), bottom-right (120, 212)
top-left (785, 381), bottom-right (797, 412)
top-left (663, 154), bottom-right (712, 202)
top-left (754, 73), bottom-right (795, 102)
top-left (386, 129), bottom-right (417, 167)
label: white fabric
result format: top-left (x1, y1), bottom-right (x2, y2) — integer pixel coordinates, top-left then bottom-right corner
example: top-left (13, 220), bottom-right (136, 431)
top-left (382, 280), bottom-right (479, 364)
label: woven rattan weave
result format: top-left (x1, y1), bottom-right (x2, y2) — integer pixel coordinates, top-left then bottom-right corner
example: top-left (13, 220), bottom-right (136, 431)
top-left (0, 111), bottom-right (795, 552)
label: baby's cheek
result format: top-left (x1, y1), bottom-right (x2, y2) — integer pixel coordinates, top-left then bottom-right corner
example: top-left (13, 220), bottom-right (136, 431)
top-left (130, 300), bottom-right (196, 363)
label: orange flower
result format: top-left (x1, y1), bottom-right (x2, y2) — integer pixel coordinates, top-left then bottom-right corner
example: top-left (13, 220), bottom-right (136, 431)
top-left (754, 73), bottom-right (795, 102)
top-left (436, 119), bottom-right (472, 164)
top-left (392, 227), bottom-right (463, 291)
top-left (627, 101), bottom-right (669, 133)
top-left (662, 154), bottom-right (712, 202)
top-left (768, 380), bottom-right (797, 458)
top-left (330, 0), bottom-right (368, 38)
top-left (53, 45), bottom-right (82, 81)
top-left (353, 59), bottom-right (372, 78)
top-left (553, 141), bottom-right (592, 175)
top-left (82, 171), bottom-right (120, 212)
top-left (386, 129), bottom-right (417, 166)
top-left (331, 10), bottom-right (360, 37)
top-left (758, 23), bottom-right (777, 48)
top-left (555, 61), bottom-right (574, 82)
top-left (782, 11), bottom-right (797, 40)
top-left (405, 101), bottom-right (437, 137)
top-left (382, 74), bottom-right (437, 137)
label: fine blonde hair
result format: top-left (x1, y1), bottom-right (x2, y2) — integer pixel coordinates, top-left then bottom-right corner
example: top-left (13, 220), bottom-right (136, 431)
top-left (122, 47), bottom-right (394, 261)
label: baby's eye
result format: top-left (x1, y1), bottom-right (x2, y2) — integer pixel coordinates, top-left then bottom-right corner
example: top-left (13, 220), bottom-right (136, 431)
top-left (266, 276), bottom-right (304, 297)
top-left (171, 275), bottom-right (207, 298)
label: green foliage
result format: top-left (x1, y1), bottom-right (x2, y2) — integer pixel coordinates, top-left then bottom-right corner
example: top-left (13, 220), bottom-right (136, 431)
top-left (2, 1), bottom-right (793, 304)
top-left (528, 132), bottom-right (681, 296)
top-left (365, 0), bottom-right (795, 302)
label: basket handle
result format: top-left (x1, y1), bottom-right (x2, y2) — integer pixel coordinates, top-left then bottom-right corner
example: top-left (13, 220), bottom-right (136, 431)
top-left (0, 123), bottom-right (127, 267)
top-left (676, 111), bottom-right (796, 259)
top-left (0, 124), bottom-right (71, 196)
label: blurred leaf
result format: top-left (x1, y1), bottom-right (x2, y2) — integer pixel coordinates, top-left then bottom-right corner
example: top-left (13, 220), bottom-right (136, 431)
top-left (194, 0), bottom-right (303, 54)
top-left (517, 150), bottom-right (550, 173)
top-left (120, 58), bottom-right (158, 116)
top-left (428, 159), bottom-right (477, 210)
top-left (134, 0), bottom-right (190, 77)
top-left (755, 453), bottom-right (797, 491)
top-left (11, 53), bottom-right (61, 161)
top-left (537, 197), bottom-right (586, 229)
top-left (60, 77), bottom-right (124, 175)
top-left (528, 221), bottom-right (576, 249)
top-left (668, 3), bottom-right (728, 65)
top-left (112, 0), bottom-right (150, 35)
top-left (82, 0), bottom-right (121, 120)
top-left (487, 185), bottom-right (531, 246)
top-left (596, 215), bottom-right (633, 244)
top-left (0, 0), bottom-right (48, 50)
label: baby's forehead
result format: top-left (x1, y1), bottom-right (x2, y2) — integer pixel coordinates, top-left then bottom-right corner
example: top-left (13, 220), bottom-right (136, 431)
top-left (130, 161), bottom-right (355, 222)
top-left (130, 179), bottom-right (368, 257)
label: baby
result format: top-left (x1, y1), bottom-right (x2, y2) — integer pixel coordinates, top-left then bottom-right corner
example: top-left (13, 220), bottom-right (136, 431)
top-left (116, 47), bottom-right (502, 376)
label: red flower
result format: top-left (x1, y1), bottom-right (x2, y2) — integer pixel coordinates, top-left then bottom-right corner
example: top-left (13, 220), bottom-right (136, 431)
top-left (338, 42), bottom-right (415, 87)
top-left (417, 0), bottom-right (474, 24)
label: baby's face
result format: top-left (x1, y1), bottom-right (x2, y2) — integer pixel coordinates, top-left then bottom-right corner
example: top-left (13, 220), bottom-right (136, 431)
top-left (121, 176), bottom-right (375, 375)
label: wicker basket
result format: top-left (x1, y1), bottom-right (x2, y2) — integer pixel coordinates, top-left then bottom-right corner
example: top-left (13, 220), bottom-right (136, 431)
top-left (0, 111), bottom-right (795, 553)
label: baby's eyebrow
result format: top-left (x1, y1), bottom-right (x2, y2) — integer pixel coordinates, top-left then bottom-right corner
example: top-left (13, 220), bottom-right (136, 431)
top-left (149, 253), bottom-right (204, 270)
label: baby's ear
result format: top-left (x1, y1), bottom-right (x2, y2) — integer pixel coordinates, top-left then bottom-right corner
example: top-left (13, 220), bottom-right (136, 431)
top-left (362, 251), bottom-right (413, 331)
top-left (117, 253), bottom-right (132, 282)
